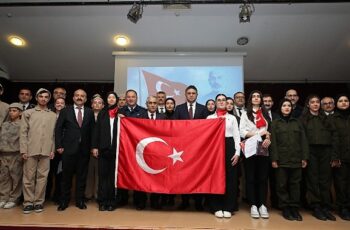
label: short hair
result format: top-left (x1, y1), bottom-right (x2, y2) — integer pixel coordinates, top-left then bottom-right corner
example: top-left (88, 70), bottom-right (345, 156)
top-left (156, 91), bottom-right (166, 95)
top-left (262, 94), bottom-right (273, 99)
top-left (215, 93), bottom-right (227, 101)
top-left (125, 89), bottom-right (137, 96)
top-left (233, 91), bottom-right (244, 98)
top-left (146, 95), bottom-right (157, 103)
top-left (185, 85), bottom-right (198, 93)
top-left (321, 96), bottom-right (334, 105)
top-left (19, 88), bottom-right (32, 95)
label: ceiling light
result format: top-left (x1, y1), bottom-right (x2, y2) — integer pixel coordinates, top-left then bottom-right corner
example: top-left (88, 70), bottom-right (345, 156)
top-left (8, 36), bottom-right (26, 47)
top-left (239, 1), bottom-right (254, 23)
top-left (127, 1), bottom-right (143, 24)
top-left (237, 37), bottom-right (249, 46)
top-left (114, 35), bottom-right (130, 47)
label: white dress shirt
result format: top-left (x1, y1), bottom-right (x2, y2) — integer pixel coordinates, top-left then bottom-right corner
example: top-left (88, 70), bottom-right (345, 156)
top-left (207, 113), bottom-right (241, 156)
top-left (147, 111), bottom-right (156, 120)
top-left (74, 105), bottom-right (84, 120)
top-left (187, 102), bottom-right (196, 118)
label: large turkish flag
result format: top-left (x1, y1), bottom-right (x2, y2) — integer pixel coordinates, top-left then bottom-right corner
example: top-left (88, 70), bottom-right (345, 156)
top-left (116, 117), bottom-right (226, 194)
top-left (142, 70), bottom-right (187, 104)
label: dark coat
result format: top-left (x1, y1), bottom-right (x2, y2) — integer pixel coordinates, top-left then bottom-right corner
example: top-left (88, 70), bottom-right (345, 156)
top-left (119, 104), bottom-right (147, 118)
top-left (91, 109), bottom-right (118, 154)
top-left (174, 102), bottom-right (208, 120)
top-left (332, 111), bottom-right (350, 162)
top-left (55, 105), bottom-right (94, 155)
top-left (271, 117), bottom-right (309, 168)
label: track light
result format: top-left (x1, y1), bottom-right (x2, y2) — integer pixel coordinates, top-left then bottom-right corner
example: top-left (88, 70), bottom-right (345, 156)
top-left (128, 1), bottom-right (143, 24)
top-left (239, 1), bottom-right (254, 23)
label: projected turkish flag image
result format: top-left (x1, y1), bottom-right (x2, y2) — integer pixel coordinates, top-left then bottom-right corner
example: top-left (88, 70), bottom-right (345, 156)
top-left (142, 70), bottom-right (187, 104)
top-left (116, 117), bottom-right (226, 194)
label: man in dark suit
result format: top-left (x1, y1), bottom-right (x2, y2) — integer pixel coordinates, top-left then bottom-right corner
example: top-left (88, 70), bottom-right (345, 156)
top-left (174, 85), bottom-right (208, 211)
top-left (263, 94), bottom-right (279, 122)
top-left (140, 95), bottom-right (166, 209)
top-left (118, 89), bottom-right (147, 209)
top-left (55, 89), bottom-right (95, 211)
top-left (285, 89), bottom-right (303, 118)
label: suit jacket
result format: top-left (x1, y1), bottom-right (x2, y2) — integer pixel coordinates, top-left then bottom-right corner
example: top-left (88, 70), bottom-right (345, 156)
top-left (119, 104), bottom-right (147, 118)
top-left (55, 105), bottom-right (94, 155)
top-left (174, 102), bottom-right (208, 120)
top-left (91, 108), bottom-right (118, 156)
top-left (140, 111), bottom-right (166, 120)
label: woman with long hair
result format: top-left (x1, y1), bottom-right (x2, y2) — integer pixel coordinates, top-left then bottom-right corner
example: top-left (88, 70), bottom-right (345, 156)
top-left (91, 92), bottom-right (119, 211)
top-left (207, 94), bottom-right (241, 218)
top-left (239, 90), bottom-right (271, 219)
top-left (226, 97), bottom-right (235, 115)
top-left (271, 98), bottom-right (308, 221)
top-left (330, 94), bottom-right (350, 220)
top-left (300, 94), bottom-right (338, 221)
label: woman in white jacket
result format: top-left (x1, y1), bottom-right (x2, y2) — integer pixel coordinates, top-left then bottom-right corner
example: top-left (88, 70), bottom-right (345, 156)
top-left (240, 90), bottom-right (271, 219)
top-left (207, 94), bottom-right (241, 218)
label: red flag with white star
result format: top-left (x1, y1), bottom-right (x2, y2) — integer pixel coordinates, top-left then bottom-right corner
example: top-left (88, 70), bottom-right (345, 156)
top-left (116, 117), bottom-right (226, 194)
top-left (142, 70), bottom-right (187, 104)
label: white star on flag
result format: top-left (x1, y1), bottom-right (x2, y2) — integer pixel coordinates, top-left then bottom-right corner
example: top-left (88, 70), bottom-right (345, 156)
top-left (174, 89), bottom-right (180, 96)
top-left (168, 148), bottom-right (184, 165)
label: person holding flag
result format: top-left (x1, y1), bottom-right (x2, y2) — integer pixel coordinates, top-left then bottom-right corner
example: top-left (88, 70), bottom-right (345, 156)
top-left (207, 94), bottom-right (241, 218)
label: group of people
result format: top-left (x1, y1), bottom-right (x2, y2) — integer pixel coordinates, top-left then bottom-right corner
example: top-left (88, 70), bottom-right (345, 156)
top-left (0, 83), bottom-right (349, 223)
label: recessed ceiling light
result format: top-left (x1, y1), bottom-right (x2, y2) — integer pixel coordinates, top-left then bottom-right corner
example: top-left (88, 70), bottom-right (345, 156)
top-left (237, 37), bottom-right (249, 46)
top-left (8, 36), bottom-right (26, 47)
top-left (114, 35), bottom-right (130, 47)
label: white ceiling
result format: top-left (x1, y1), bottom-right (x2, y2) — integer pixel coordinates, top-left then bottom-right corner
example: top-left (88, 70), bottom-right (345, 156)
top-left (0, 1), bottom-right (350, 82)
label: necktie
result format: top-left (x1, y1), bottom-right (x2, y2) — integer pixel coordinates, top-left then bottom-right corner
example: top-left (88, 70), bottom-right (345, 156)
top-left (238, 108), bottom-right (242, 117)
top-left (77, 107), bottom-right (83, 127)
top-left (150, 113), bottom-right (154, 120)
top-left (160, 108), bottom-right (164, 114)
top-left (23, 105), bottom-right (26, 111)
top-left (189, 104), bottom-right (193, 119)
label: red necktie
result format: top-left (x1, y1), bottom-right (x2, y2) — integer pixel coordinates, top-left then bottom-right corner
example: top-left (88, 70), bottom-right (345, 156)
top-left (77, 107), bottom-right (83, 127)
top-left (189, 104), bottom-right (193, 119)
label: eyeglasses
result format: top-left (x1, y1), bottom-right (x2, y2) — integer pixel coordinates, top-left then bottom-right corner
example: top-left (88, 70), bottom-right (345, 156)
top-left (322, 102), bottom-right (334, 106)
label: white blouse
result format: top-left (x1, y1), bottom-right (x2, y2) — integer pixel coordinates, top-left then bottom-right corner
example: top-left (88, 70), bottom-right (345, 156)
top-left (207, 113), bottom-right (241, 156)
top-left (239, 111), bottom-right (268, 139)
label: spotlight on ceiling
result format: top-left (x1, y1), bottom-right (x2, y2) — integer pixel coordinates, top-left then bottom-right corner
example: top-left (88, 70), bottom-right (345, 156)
top-left (127, 1), bottom-right (144, 24)
top-left (239, 1), bottom-right (254, 23)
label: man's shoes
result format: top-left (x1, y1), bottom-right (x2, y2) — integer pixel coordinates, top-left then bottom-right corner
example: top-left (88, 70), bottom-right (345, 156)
top-left (34, 204), bottom-right (44, 213)
top-left (136, 203), bottom-right (145, 210)
top-left (57, 202), bottom-right (68, 211)
top-left (259, 204), bottom-right (269, 219)
top-left (177, 202), bottom-right (189, 210)
top-left (282, 208), bottom-right (294, 221)
top-left (322, 208), bottom-right (336, 221)
top-left (339, 208), bottom-right (350, 221)
top-left (23, 205), bottom-right (34, 214)
top-left (312, 207), bottom-right (327, 221)
top-left (3, 201), bottom-right (16, 209)
top-left (99, 204), bottom-right (107, 211)
top-left (75, 201), bottom-right (87, 209)
top-left (290, 207), bottom-right (303, 221)
top-left (250, 205), bottom-right (260, 218)
top-left (107, 205), bottom-right (116, 211)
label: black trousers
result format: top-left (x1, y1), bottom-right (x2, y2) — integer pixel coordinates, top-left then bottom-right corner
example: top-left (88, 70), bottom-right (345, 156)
top-left (334, 162), bottom-right (350, 209)
top-left (60, 149), bottom-right (90, 203)
top-left (209, 138), bottom-right (238, 212)
top-left (244, 155), bottom-right (269, 207)
top-left (46, 153), bottom-right (62, 201)
top-left (98, 150), bottom-right (116, 206)
top-left (307, 145), bottom-right (332, 209)
top-left (276, 167), bottom-right (302, 208)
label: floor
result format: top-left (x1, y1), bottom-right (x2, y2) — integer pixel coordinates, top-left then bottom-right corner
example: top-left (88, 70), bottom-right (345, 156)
top-left (0, 201), bottom-right (349, 230)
